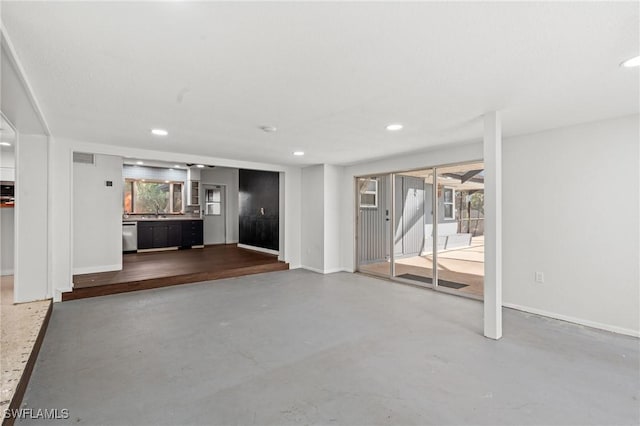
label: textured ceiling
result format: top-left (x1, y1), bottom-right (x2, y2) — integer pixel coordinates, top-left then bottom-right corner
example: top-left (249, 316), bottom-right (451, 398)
top-left (2, 1), bottom-right (638, 166)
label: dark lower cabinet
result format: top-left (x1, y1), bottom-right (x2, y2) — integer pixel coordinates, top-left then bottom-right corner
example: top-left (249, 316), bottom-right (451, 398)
top-left (239, 216), bottom-right (279, 251)
top-left (152, 224), bottom-right (169, 247)
top-left (181, 220), bottom-right (204, 247)
top-left (137, 223), bottom-right (154, 250)
top-left (137, 220), bottom-right (203, 250)
top-left (168, 223), bottom-right (182, 247)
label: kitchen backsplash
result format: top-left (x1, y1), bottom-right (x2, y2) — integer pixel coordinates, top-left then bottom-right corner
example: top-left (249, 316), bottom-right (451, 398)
top-left (124, 206), bottom-right (201, 220)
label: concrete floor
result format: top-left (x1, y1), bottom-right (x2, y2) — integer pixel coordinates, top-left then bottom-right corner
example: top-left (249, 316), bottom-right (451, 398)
top-left (18, 270), bottom-right (640, 425)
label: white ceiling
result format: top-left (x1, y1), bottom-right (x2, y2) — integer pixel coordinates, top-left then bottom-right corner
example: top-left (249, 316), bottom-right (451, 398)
top-left (2, 1), bottom-right (638, 166)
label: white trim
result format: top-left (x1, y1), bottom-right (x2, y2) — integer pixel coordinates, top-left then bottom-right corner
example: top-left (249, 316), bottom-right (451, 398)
top-left (323, 267), bottom-right (349, 274)
top-left (301, 265), bottom-right (325, 274)
top-left (73, 263), bottom-right (122, 275)
top-left (0, 26), bottom-right (51, 135)
top-left (503, 302), bottom-right (640, 338)
top-left (237, 243), bottom-right (279, 256)
top-left (301, 266), bottom-right (351, 274)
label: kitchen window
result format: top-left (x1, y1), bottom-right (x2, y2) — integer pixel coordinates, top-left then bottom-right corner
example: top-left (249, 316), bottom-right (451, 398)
top-left (124, 179), bottom-right (183, 214)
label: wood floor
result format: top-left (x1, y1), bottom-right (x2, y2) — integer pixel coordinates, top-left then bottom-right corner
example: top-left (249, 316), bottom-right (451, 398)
top-left (65, 244), bottom-right (288, 301)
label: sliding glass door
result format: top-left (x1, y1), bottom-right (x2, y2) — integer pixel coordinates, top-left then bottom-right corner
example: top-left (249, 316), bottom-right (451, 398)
top-left (391, 170), bottom-right (434, 287)
top-left (355, 161), bottom-right (485, 300)
top-left (433, 163), bottom-right (485, 297)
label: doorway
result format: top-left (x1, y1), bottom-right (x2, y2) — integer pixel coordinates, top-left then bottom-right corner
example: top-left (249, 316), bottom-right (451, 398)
top-left (356, 161), bottom-right (485, 299)
top-left (203, 184), bottom-right (226, 245)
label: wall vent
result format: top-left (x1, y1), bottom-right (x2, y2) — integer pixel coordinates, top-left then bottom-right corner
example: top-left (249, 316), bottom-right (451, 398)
top-left (73, 152), bottom-right (95, 164)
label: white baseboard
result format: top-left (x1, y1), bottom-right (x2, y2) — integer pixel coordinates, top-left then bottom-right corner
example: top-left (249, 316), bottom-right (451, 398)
top-left (301, 265), bottom-right (324, 274)
top-left (73, 264), bottom-right (122, 275)
top-left (1, 269), bottom-right (14, 276)
top-left (237, 244), bottom-right (279, 256)
top-left (503, 302), bottom-right (640, 338)
top-left (301, 266), bottom-right (352, 274)
top-left (323, 267), bottom-right (351, 274)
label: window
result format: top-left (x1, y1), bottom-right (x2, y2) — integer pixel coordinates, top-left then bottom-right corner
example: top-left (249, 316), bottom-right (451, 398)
top-left (358, 178), bottom-right (378, 208)
top-left (443, 187), bottom-right (455, 219)
top-left (205, 187), bottom-right (221, 216)
top-left (124, 179), bottom-right (184, 214)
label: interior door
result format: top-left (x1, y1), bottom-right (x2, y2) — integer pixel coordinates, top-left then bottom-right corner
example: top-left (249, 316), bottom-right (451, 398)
top-left (203, 185), bottom-right (226, 245)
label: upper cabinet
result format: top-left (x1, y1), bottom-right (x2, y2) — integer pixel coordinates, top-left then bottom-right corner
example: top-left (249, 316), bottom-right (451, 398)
top-left (190, 181), bottom-right (200, 205)
top-left (187, 167), bottom-right (201, 207)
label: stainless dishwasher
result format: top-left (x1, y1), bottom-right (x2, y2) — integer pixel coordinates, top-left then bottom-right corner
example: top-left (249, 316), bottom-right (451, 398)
top-left (122, 221), bottom-right (138, 252)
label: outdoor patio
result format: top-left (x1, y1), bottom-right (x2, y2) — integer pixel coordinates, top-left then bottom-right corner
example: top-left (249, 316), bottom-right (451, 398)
top-left (360, 236), bottom-right (484, 297)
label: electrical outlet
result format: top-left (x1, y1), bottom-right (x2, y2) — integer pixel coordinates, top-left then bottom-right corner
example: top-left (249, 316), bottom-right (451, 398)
top-left (535, 272), bottom-right (545, 283)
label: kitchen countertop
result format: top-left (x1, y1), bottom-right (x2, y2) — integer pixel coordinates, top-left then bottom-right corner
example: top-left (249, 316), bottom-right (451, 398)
top-left (123, 216), bottom-right (203, 222)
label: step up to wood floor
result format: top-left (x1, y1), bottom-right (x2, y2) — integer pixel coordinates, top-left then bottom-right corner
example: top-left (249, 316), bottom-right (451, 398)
top-left (63, 262), bottom-right (289, 301)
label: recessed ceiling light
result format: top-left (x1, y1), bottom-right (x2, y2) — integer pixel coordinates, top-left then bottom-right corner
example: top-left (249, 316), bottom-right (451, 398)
top-left (260, 125), bottom-right (277, 133)
top-left (173, 165), bottom-right (181, 168)
top-left (196, 164), bottom-right (205, 168)
top-left (151, 128), bottom-right (168, 136)
top-left (386, 123), bottom-right (403, 131)
top-left (0, 142), bottom-right (11, 147)
top-left (165, 180), bottom-right (170, 183)
top-left (136, 161), bottom-right (144, 165)
top-left (293, 151), bottom-right (305, 156)
top-left (621, 55), bottom-right (640, 68)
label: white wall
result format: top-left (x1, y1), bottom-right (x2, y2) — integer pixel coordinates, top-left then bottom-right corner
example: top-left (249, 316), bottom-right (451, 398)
top-left (0, 149), bottom-right (15, 181)
top-left (284, 167), bottom-right (301, 268)
top-left (323, 164), bottom-right (343, 273)
top-left (502, 115), bottom-right (639, 336)
top-left (200, 167), bottom-right (239, 243)
top-left (0, 149), bottom-right (15, 275)
top-left (301, 165), bottom-right (325, 272)
top-left (1, 207), bottom-right (14, 275)
top-left (49, 137), bottom-right (73, 296)
top-left (73, 154), bottom-right (123, 274)
top-left (14, 133), bottom-right (50, 302)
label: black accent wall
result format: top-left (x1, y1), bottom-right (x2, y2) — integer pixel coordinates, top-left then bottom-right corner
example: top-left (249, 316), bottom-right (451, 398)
top-left (239, 169), bottom-right (279, 251)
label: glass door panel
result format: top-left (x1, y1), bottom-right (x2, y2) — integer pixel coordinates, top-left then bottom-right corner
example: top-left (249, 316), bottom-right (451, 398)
top-left (391, 169), bottom-right (434, 287)
top-left (434, 162), bottom-right (485, 298)
top-left (356, 176), bottom-right (391, 277)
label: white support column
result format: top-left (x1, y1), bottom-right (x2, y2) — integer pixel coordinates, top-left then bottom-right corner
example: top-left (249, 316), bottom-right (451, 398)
top-left (483, 111), bottom-right (503, 340)
top-left (14, 133), bottom-right (50, 302)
